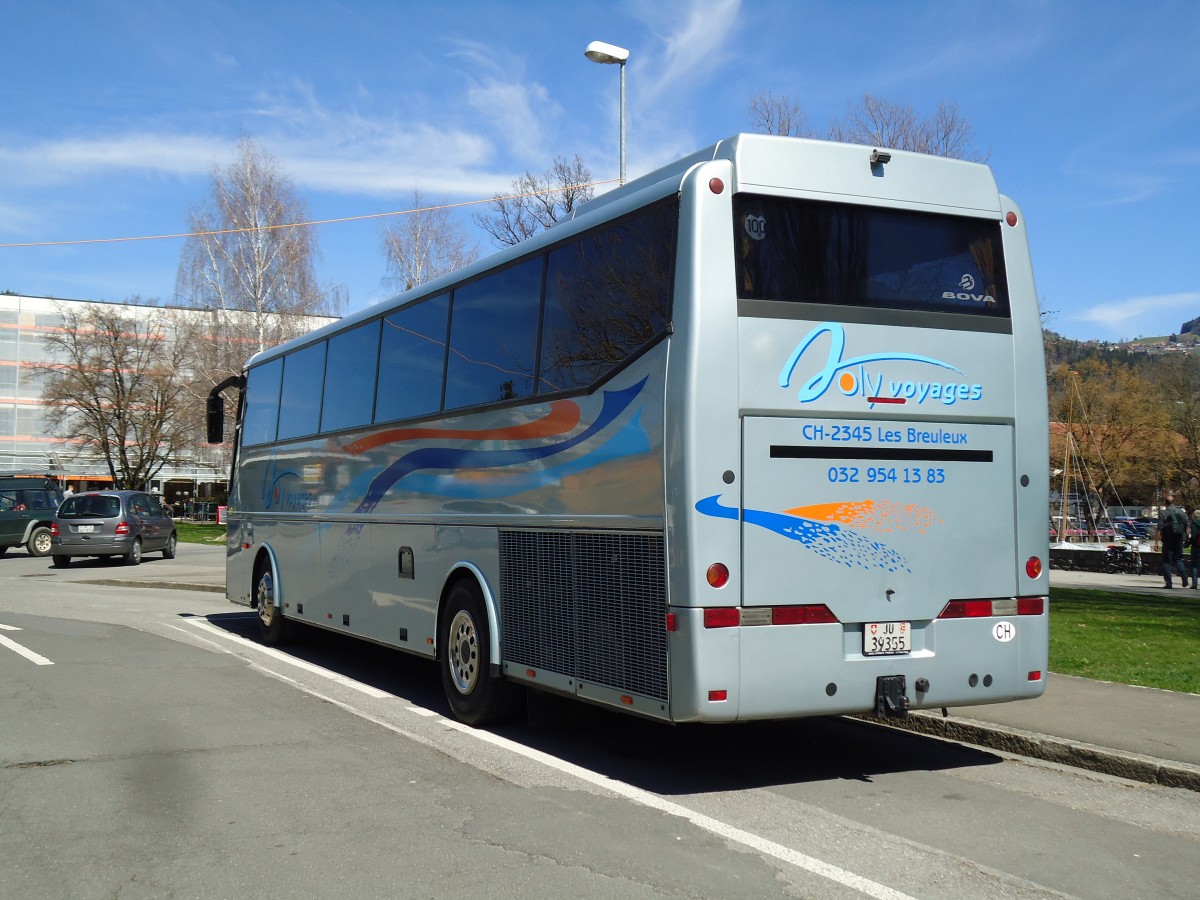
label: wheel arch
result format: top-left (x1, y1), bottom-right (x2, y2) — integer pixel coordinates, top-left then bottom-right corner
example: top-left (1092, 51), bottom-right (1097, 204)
top-left (252, 543), bottom-right (283, 609)
top-left (20, 518), bottom-right (54, 544)
top-left (438, 562), bottom-right (502, 678)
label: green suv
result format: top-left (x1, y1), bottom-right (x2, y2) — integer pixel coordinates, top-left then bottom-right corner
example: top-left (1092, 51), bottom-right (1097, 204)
top-left (0, 475), bottom-right (64, 558)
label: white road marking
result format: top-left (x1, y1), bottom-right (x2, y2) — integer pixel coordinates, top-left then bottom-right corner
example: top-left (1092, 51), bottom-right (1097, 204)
top-left (0, 633), bottom-right (54, 665)
top-left (0, 622), bottom-right (22, 631)
top-left (184, 616), bottom-right (915, 900)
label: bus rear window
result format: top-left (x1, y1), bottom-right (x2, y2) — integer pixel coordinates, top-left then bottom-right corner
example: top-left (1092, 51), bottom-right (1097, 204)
top-left (733, 195), bottom-right (1009, 317)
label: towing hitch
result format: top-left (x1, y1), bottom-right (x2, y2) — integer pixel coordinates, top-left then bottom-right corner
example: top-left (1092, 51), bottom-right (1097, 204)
top-left (874, 675), bottom-right (909, 718)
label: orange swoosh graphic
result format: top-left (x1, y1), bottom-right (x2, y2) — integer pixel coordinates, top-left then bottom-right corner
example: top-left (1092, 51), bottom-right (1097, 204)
top-left (343, 400), bottom-right (581, 456)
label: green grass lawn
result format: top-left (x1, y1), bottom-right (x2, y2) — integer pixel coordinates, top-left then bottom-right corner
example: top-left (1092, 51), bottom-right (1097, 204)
top-left (175, 522), bottom-right (227, 546)
top-left (1050, 587), bottom-right (1200, 694)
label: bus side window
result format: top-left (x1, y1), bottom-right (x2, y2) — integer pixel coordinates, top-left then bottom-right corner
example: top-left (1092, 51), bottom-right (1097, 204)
top-left (540, 201), bottom-right (675, 393)
top-left (444, 257), bottom-right (542, 410)
top-left (375, 293), bottom-right (451, 423)
top-left (242, 358), bottom-right (284, 447)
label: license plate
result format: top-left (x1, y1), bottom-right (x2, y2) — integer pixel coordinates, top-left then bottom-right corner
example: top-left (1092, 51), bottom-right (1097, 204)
top-left (77, 525), bottom-right (96, 533)
top-left (863, 621), bottom-right (911, 656)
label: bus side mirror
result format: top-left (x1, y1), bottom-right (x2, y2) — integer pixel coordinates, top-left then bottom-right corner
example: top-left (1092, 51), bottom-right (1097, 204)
top-left (206, 393), bottom-right (225, 444)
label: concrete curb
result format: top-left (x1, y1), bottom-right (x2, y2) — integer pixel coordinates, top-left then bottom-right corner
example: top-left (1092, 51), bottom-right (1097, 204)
top-left (861, 711), bottom-right (1200, 793)
top-left (73, 578), bottom-right (225, 595)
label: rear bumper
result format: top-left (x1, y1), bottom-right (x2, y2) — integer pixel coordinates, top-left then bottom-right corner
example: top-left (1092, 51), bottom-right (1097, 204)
top-left (51, 536), bottom-right (137, 556)
top-left (668, 606), bottom-right (1049, 722)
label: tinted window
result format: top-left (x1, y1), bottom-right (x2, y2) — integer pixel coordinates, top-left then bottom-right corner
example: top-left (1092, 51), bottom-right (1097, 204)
top-left (445, 257), bottom-right (543, 410)
top-left (375, 294), bottom-right (450, 423)
top-left (321, 320), bottom-right (380, 433)
top-left (733, 195), bottom-right (1010, 317)
top-left (277, 342), bottom-right (327, 441)
top-left (20, 490), bottom-right (58, 510)
top-left (59, 495), bottom-right (121, 518)
top-left (242, 358), bottom-right (283, 446)
top-left (541, 201), bottom-right (676, 392)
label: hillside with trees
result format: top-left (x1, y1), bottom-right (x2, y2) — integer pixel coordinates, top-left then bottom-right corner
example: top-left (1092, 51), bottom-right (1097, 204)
top-left (1046, 330), bottom-right (1200, 510)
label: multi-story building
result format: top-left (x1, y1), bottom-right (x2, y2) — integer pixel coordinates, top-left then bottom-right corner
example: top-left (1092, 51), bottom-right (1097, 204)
top-left (0, 293), bottom-right (335, 511)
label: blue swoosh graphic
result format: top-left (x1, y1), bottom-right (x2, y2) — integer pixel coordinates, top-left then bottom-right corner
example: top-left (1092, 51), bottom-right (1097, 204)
top-left (696, 494), bottom-right (910, 573)
top-left (355, 377), bottom-right (649, 514)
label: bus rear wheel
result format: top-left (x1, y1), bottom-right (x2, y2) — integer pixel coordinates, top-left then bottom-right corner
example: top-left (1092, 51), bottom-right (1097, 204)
top-left (255, 559), bottom-right (289, 646)
top-left (439, 579), bottom-right (523, 726)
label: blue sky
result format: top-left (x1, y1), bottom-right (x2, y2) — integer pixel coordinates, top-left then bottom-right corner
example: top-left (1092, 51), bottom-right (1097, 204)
top-left (1, 0), bottom-right (1197, 342)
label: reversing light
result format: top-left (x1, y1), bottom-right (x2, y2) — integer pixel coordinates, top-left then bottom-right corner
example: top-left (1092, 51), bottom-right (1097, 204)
top-left (706, 563), bottom-right (730, 588)
top-left (1025, 556), bottom-right (1043, 579)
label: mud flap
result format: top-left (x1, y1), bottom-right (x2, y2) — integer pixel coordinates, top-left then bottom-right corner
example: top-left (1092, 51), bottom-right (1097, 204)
top-left (874, 674), bottom-right (909, 717)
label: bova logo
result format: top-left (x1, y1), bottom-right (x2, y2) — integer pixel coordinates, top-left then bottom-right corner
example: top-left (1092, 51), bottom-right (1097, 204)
top-left (778, 322), bottom-right (984, 408)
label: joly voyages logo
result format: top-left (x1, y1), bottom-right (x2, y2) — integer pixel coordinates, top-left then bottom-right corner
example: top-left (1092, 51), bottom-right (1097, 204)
top-left (778, 322), bottom-right (983, 409)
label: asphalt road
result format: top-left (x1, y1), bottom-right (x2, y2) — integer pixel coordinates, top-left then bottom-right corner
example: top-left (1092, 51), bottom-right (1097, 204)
top-left (2, 547), bottom-right (1198, 899)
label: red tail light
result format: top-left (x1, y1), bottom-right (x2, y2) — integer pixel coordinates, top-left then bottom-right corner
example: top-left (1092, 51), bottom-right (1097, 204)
top-left (939, 597), bottom-right (1045, 618)
top-left (1017, 597), bottom-right (1045, 615)
top-left (703, 607), bottom-right (739, 628)
top-left (115, 521), bottom-right (131, 535)
top-left (50, 523), bottom-right (59, 536)
top-left (938, 600), bottom-right (992, 618)
top-left (771, 604), bottom-right (839, 625)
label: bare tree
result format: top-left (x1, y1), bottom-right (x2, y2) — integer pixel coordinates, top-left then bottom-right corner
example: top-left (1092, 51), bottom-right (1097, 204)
top-left (36, 302), bottom-right (197, 490)
top-left (749, 91), bottom-right (988, 162)
top-left (748, 90), bottom-right (814, 138)
top-left (827, 94), bottom-right (989, 162)
top-left (382, 189), bottom-right (479, 292)
top-left (473, 155), bottom-right (595, 247)
top-left (175, 138), bottom-right (345, 451)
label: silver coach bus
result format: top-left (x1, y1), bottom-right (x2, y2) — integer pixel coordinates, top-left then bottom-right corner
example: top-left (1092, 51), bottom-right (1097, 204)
top-left (208, 134), bottom-right (1049, 726)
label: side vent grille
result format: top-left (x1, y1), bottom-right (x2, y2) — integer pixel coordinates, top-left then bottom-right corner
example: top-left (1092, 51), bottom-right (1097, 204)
top-left (499, 530), bottom-right (667, 702)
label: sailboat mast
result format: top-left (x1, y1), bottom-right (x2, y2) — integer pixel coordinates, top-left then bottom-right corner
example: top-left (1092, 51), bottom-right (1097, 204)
top-left (1058, 373), bottom-right (1076, 542)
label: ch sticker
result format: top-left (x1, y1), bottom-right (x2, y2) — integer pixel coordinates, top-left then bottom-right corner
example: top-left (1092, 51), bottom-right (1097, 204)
top-left (992, 621), bottom-right (1016, 642)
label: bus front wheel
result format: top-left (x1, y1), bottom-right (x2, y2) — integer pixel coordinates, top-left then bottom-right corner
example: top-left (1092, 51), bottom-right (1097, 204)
top-left (439, 579), bottom-right (523, 726)
top-left (255, 560), bottom-right (289, 646)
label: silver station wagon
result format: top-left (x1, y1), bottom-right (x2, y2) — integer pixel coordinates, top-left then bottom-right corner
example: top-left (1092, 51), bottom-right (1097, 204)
top-left (51, 490), bottom-right (177, 567)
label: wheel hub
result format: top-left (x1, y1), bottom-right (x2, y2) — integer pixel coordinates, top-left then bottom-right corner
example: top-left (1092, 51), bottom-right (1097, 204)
top-left (447, 610), bottom-right (479, 695)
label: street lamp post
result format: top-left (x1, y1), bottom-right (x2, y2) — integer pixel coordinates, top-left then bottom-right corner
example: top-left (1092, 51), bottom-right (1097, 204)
top-left (584, 40), bottom-right (629, 185)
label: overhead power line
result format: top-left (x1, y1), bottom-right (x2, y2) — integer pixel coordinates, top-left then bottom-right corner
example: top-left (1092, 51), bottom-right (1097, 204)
top-left (0, 179), bottom-right (619, 250)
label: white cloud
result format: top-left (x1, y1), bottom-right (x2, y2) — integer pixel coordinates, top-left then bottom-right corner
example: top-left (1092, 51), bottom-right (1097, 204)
top-left (638, 0), bottom-right (742, 105)
top-left (0, 107), bottom-right (516, 203)
top-left (465, 78), bottom-right (556, 164)
top-left (0, 133), bottom-right (227, 185)
top-left (1074, 292), bottom-right (1200, 336)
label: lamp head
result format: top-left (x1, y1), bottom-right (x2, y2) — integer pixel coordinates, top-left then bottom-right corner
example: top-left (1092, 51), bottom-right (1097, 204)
top-left (585, 41), bottom-right (629, 64)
